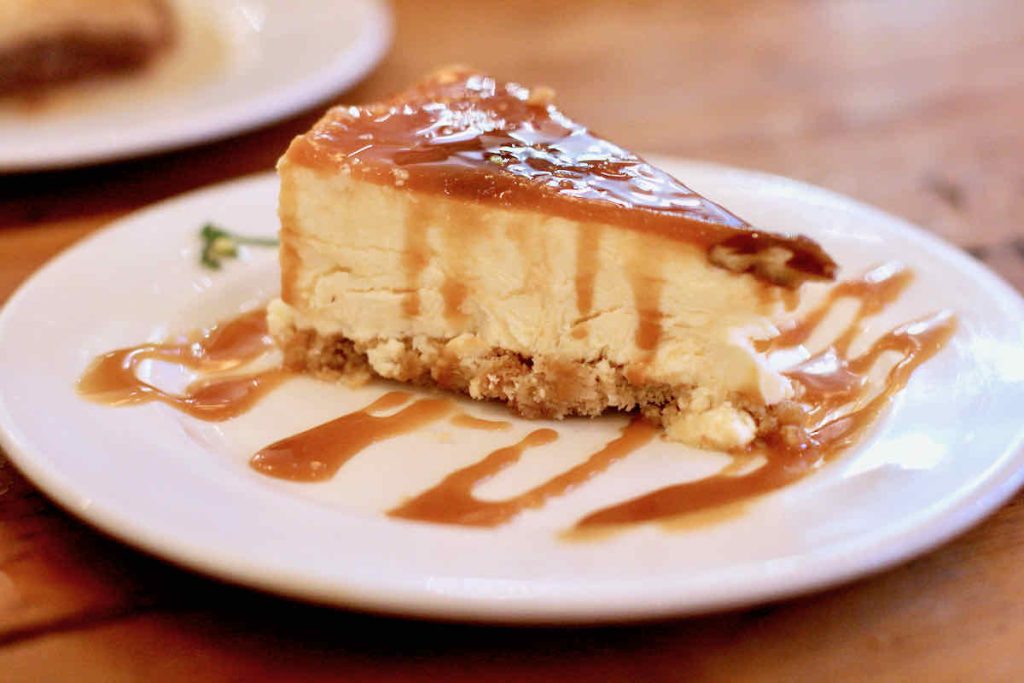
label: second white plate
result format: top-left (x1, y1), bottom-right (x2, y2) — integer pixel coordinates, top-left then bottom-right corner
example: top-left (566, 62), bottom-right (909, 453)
top-left (1, 161), bottom-right (1022, 623)
top-left (0, 0), bottom-right (391, 171)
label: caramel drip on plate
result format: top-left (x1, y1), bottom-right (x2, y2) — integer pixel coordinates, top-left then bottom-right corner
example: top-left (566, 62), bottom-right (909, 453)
top-left (793, 311), bottom-right (955, 443)
top-left (450, 413), bottom-right (512, 431)
top-left (574, 264), bottom-right (956, 530)
top-left (402, 201), bottom-right (431, 317)
top-left (771, 262), bottom-right (914, 350)
top-left (390, 418), bottom-right (656, 527)
top-left (440, 275), bottom-right (469, 322)
top-left (577, 458), bottom-right (795, 528)
top-left (251, 392), bottom-right (454, 482)
top-left (77, 310), bottom-right (285, 421)
top-left (512, 217), bottom-right (547, 318)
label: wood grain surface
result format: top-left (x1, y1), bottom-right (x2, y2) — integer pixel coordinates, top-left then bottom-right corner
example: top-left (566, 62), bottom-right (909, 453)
top-left (1, 1), bottom-right (1023, 680)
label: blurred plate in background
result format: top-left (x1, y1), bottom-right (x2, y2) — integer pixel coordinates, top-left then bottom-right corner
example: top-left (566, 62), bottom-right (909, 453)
top-left (0, 0), bottom-right (391, 172)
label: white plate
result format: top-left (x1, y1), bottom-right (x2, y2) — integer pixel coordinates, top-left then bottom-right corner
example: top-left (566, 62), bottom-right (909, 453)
top-left (1, 161), bottom-right (1023, 624)
top-left (0, 0), bottom-right (390, 171)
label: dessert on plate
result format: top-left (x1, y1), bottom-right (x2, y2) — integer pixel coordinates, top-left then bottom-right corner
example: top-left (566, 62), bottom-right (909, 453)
top-left (0, 0), bottom-right (174, 95)
top-left (268, 67), bottom-right (839, 450)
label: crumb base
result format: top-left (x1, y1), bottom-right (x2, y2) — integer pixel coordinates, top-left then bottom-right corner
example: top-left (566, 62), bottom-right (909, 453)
top-left (277, 327), bottom-right (804, 450)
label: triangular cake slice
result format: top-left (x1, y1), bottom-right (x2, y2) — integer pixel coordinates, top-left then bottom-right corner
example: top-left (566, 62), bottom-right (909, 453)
top-left (269, 68), bottom-right (837, 450)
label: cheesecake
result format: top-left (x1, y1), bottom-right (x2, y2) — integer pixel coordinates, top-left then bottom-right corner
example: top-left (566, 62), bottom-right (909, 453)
top-left (268, 68), bottom-right (837, 450)
top-left (0, 0), bottom-right (174, 95)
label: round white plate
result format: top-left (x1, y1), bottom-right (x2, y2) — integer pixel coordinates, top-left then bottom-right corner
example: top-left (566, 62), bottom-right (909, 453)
top-left (1, 162), bottom-right (1022, 623)
top-left (0, 0), bottom-right (390, 172)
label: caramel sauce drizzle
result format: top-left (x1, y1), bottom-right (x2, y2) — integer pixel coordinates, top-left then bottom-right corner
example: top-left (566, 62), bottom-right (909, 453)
top-left (438, 206), bottom-right (475, 323)
top-left (574, 264), bottom-right (956, 530)
top-left (626, 246), bottom-right (665, 383)
top-left (77, 310), bottom-right (286, 421)
top-left (390, 419), bottom-right (656, 527)
top-left (78, 262), bottom-right (955, 534)
top-left (401, 202), bottom-right (430, 317)
top-left (278, 172), bottom-right (302, 305)
top-left (771, 262), bottom-right (915, 350)
top-left (632, 274), bottom-right (664, 353)
top-left (450, 413), bottom-right (512, 431)
top-left (390, 429), bottom-right (559, 526)
top-left (572, 228), bottom-right (600, 339)
top-left (251, 392), bottom-right (453, 482)
top-left (440, 275), bottom-right (469, 322)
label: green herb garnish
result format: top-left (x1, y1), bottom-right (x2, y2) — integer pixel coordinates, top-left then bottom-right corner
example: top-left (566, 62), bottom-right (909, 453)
top-left (199, 223), bottom-right (278, 270)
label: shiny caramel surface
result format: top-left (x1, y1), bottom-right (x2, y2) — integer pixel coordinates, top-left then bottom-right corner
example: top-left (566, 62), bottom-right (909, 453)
top-left (285, 68), bottom-right (836, 285)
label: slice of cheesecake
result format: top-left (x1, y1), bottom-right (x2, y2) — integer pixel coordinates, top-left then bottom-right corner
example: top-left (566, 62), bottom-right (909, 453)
top-left (0, 0), bottom-right (174, 95)
top-left (269, 68), bottom-right (837, 450)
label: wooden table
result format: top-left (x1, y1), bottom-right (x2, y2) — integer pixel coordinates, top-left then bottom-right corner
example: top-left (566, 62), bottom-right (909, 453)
top-left (2, 1), bottom-right (1023, 679)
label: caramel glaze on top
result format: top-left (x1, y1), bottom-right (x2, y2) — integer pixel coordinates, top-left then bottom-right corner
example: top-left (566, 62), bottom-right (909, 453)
top-left (284, 67), bottom-right (836, 287)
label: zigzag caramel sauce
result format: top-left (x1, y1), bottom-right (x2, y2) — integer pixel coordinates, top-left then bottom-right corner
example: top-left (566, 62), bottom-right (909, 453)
top-left (79, 265), bottom-right (954, 533)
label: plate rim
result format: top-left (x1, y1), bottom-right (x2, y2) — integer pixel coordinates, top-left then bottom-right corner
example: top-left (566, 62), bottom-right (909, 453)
top-left (1, 164), bottom-right (1023, 624)
top-left (0, 0), bottom-right (392, 172)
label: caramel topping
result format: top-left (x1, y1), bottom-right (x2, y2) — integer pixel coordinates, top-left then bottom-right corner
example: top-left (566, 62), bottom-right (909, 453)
top-left (285, 68), bottom-right (836, 287)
